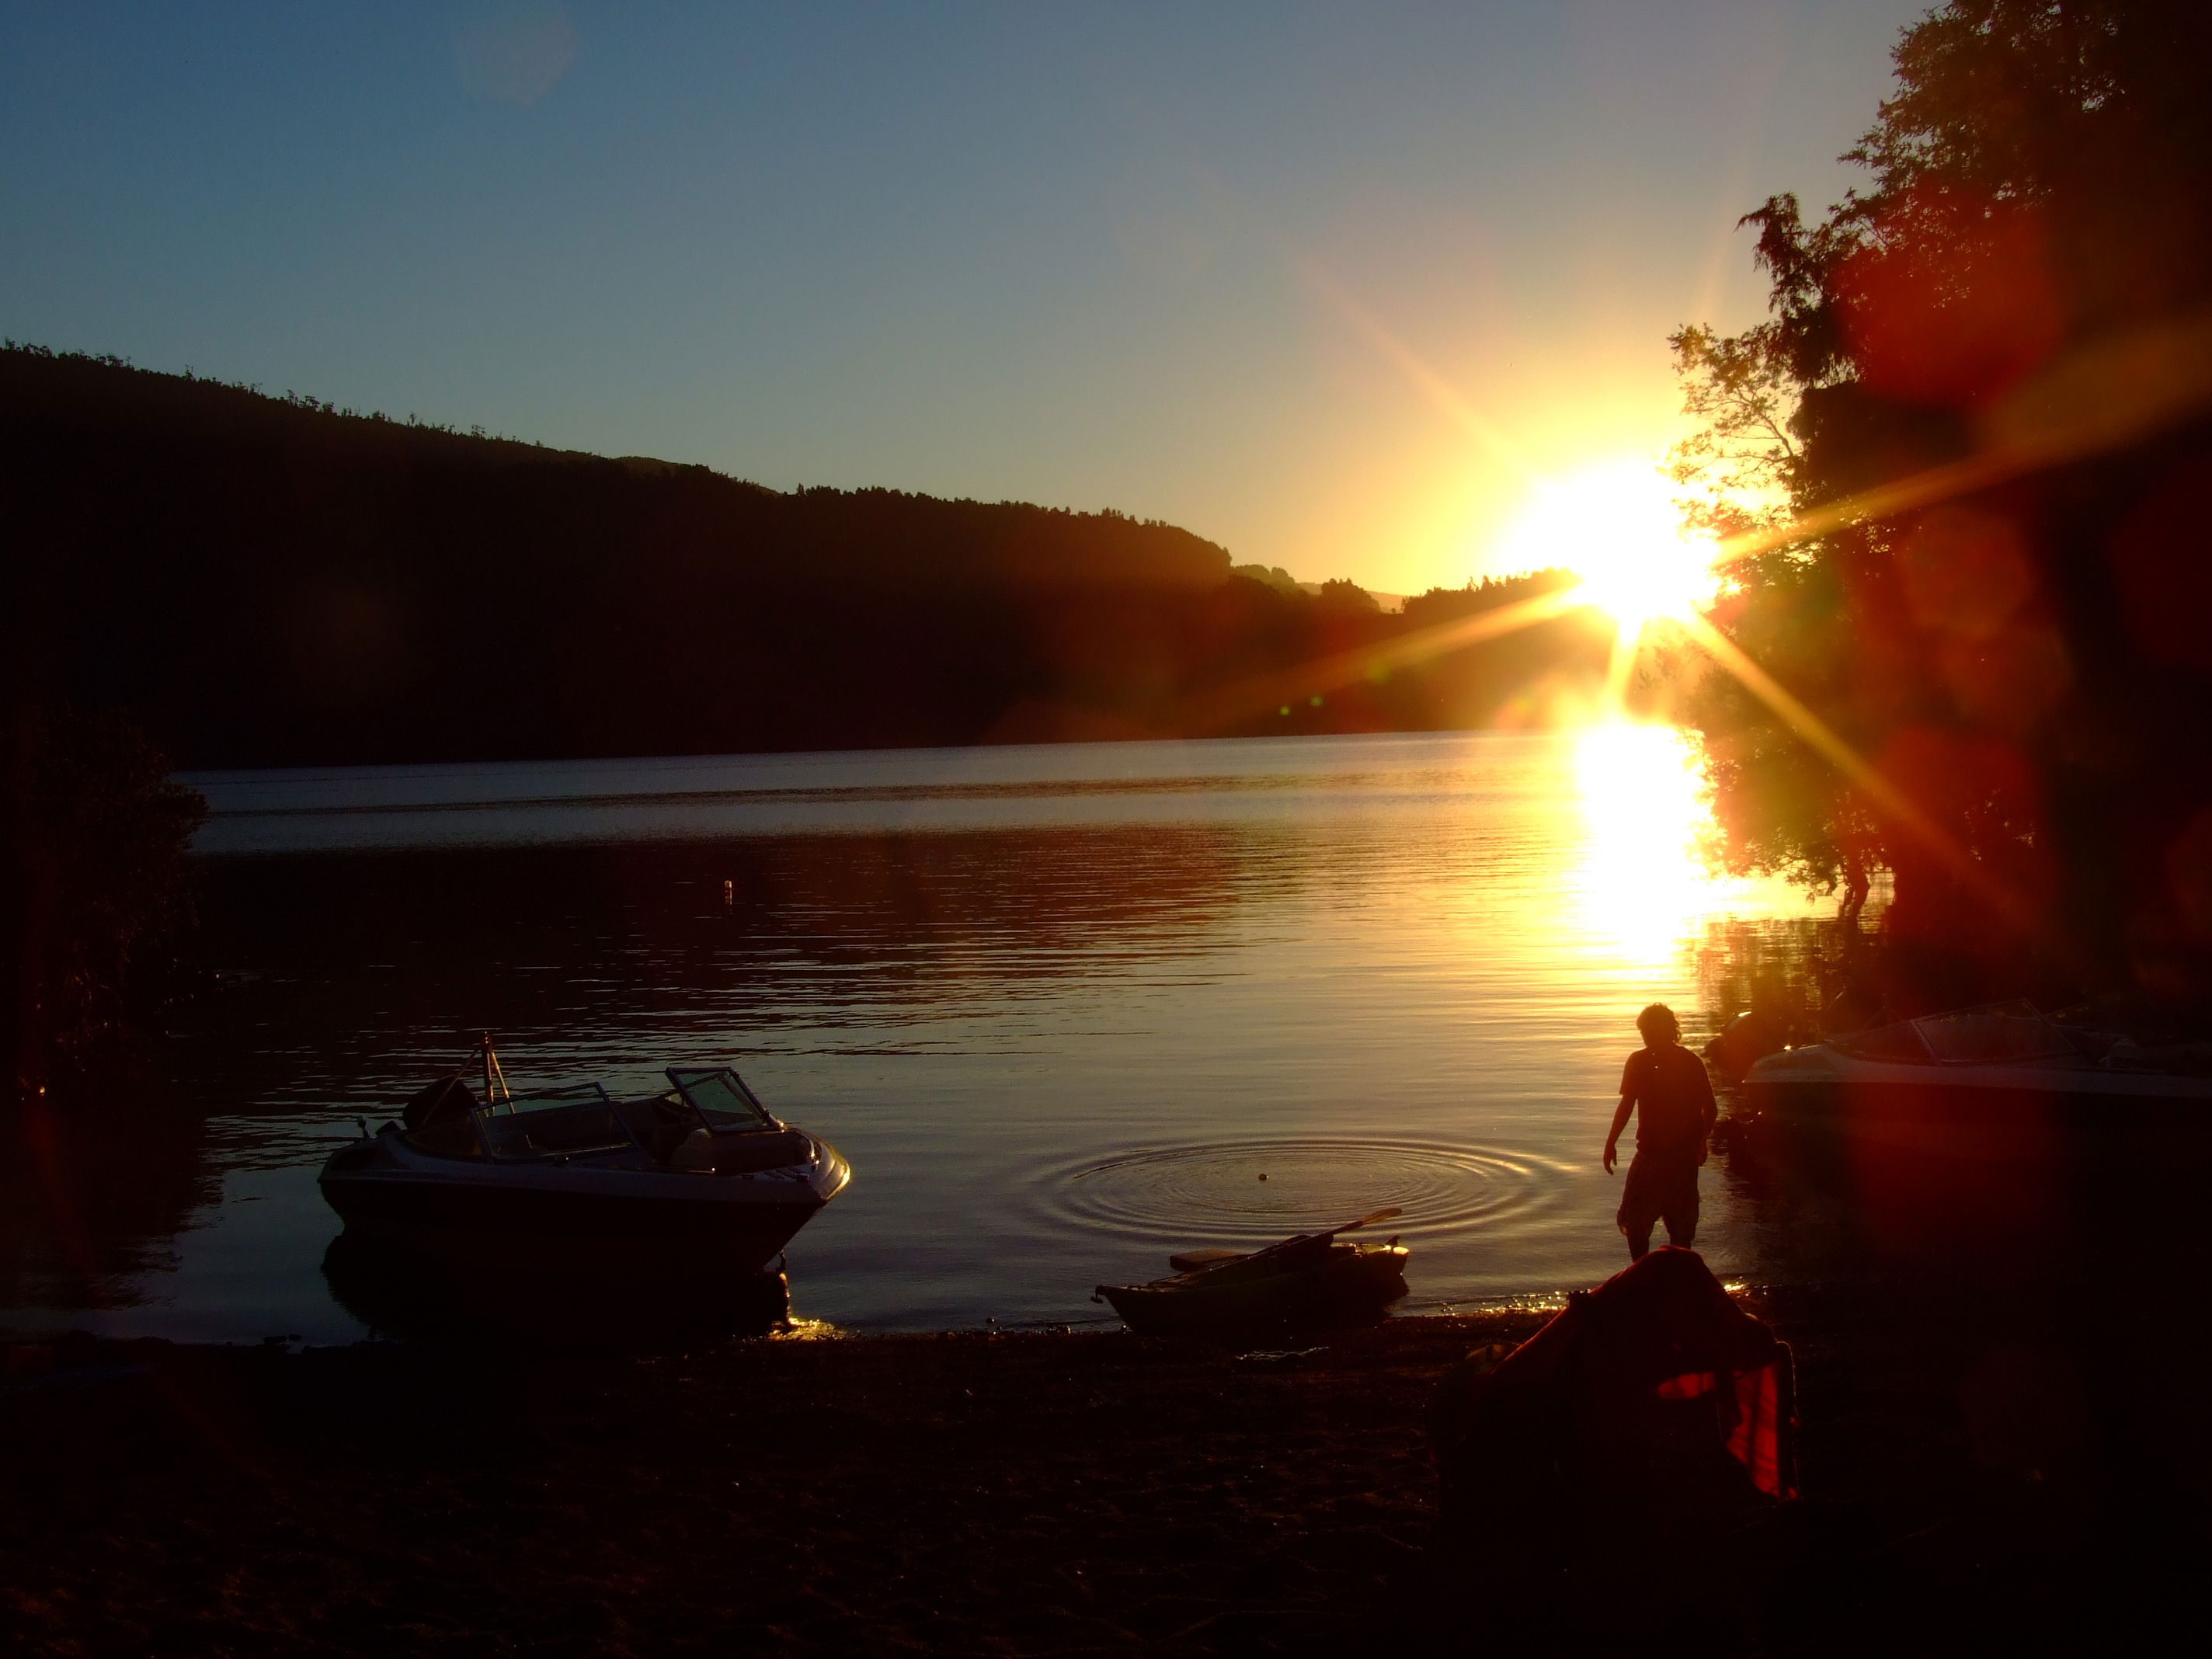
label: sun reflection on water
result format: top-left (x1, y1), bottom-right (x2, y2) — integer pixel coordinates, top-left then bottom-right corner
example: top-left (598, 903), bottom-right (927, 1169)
top-left (1568, 722), bottom-right (1754, 969)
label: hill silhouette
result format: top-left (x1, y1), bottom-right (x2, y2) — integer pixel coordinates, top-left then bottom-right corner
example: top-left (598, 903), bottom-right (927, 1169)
top-left (2, 346), bottom-right (1606, 767)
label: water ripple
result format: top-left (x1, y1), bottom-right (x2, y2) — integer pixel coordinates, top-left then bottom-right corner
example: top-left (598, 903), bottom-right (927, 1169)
top-left (1035, 1136), bottom-right (1572, 1245)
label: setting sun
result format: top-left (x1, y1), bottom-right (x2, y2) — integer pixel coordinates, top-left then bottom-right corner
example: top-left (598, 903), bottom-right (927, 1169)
top-left (1498, 460), bottom-right (1717, 636)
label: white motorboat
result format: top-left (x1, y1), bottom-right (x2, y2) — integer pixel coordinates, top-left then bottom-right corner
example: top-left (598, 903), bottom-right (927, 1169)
top-left (1741, 1000), bottom-right (2212, 1165)
top-left (318, 1042), bottom-right (850, 1272)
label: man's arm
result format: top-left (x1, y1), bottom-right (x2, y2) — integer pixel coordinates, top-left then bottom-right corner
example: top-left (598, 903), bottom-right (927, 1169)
top-left (1602, 1094), bottom-right (1634, 1174)
top-left (1692, 1052), bottom-right (1718, 1165)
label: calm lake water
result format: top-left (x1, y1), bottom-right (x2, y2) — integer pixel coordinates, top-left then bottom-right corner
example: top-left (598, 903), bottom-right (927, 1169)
top-left (5, 729), bottom-right (1832, 1344)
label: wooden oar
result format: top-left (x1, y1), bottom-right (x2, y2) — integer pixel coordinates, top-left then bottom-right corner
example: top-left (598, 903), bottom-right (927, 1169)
top-left (1320, 1206), bottom-right (1403, 1237)
top-left (1171, 1207), bottom-right (1407, 1275)
top-left (1167, 1247), bottom-right (1245, 1272)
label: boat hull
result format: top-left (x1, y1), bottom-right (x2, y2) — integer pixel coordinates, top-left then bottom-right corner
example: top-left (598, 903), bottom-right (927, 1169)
top-left (319, 1129), bottom-right (850, 1276)
top-left (322, 1181), bottom-right (826, 1271)
top-left (1737, 1045), bottom-right (2212, 1265)
top-left (1741, 1059), bottom-right (2212, 1170)
top-left (321, 1229), bottom-right (797, 1341)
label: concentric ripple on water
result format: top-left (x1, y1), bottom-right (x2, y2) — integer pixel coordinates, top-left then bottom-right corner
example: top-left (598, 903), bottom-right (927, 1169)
top-left (1049, 1137), bottom-right (1562, 1245)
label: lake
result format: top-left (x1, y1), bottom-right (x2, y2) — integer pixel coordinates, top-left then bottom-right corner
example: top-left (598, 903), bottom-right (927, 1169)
top-left (3, 728), bottom-right (1834, 1343)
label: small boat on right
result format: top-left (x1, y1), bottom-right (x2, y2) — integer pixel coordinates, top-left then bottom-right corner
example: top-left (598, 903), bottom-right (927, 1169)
top-left (1094, 1207), bottom-right (1409, 1337)
top-left (1740, 999), bottom-right (2212, 1167)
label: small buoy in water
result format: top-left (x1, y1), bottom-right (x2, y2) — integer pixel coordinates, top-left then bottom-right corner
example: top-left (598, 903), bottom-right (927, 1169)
top-left (1257, 1172), bottom-right (1267, 1181)
top-left (722, 879), bottom-right (734, 903)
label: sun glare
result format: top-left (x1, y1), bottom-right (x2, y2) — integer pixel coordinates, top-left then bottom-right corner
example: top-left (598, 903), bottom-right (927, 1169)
top-left (1499, 460), bottom-right (1717, 636)
top-left (1570, 721), bottom-right (1734, 965)
top-left (1565, 720), bottom-right (1811, 966)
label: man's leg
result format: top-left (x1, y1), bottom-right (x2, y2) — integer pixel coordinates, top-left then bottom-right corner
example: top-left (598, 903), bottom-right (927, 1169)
top-left (1661, 1181), bottom-right (1701, 1249)
top-left (1619, 1156), bottom-right (1664, 1261)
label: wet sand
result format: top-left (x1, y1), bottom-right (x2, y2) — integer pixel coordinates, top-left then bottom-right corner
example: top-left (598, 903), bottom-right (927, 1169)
top-left (0, 1291), bottom-right (2190, 1657)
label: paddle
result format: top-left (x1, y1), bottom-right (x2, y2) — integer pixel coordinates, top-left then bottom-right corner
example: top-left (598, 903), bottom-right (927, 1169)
top-left (1318, 1206), bottom-right (1403, 1237)
top-left (1172, 1206), bottom-right (1406, 1275)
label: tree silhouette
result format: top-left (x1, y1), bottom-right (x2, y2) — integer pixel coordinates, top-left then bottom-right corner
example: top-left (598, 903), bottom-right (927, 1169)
top-left (1674, 0), bottom-right (2212, 1004)
top-left (2, 704), bottom-right (206, 1096)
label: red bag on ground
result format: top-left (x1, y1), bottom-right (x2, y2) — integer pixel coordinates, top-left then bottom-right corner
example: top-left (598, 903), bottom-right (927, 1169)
top-left (1433, 1247), bottom-right (1797, 1553)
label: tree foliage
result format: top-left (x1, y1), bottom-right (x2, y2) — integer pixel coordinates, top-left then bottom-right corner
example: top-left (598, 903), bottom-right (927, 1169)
top-left (2, 704), bottom-right (207, 1096)
top-left (1315, 578), bottom-right (1381, 613)
top-left (1665, 322), bottom-right (1800, 538)
top-left (1673, 0), bottom-right (2212, 1001)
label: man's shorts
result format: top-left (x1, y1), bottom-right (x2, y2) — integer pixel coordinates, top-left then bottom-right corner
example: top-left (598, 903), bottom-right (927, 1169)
top-left (1617, 1152), bottom-right (1699, 1243)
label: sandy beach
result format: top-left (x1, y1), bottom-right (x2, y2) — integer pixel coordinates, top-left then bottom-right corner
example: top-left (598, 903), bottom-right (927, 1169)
top-left (4, 1282), bottom-right (2177, 1657)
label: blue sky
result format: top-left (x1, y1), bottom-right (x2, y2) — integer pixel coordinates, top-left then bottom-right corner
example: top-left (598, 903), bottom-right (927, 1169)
top-left (1, 2), bottom-right (1927, 592)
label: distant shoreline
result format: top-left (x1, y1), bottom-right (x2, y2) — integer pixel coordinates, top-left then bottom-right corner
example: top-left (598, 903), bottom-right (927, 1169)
top-left (171, 725), bottom-right (1614, 857)
top-left (9, 346), bottom-right (1608, 774)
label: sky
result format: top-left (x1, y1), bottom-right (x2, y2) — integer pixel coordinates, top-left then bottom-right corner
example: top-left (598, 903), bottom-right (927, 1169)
top-left (0, 2), bottom-right (1929, 595)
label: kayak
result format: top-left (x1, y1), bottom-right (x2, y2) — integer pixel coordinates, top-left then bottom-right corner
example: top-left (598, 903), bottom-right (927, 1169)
top-left (1094, 1212), bottom-right (1410, 1336)
top-left (1094, 1238), bottom-right (1409, 1336)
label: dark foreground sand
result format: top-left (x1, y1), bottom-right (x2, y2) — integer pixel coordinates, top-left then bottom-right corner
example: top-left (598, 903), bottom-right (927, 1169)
top-left (0, 1288), bottom-right (2194, 1657)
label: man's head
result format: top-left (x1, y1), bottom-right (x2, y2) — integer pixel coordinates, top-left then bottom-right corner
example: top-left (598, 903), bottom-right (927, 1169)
top-left (1636, 1003), bottom-right (1681, 1048)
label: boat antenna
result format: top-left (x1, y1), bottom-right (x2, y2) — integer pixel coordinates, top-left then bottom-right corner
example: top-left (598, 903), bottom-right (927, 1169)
top-left (481, 1032), bottom-right (510, 1106)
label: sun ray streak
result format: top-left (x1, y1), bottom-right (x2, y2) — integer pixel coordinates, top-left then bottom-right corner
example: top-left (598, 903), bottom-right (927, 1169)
top-left (1668, 307), bottom-right (2212, 948)
top-left (1714, 304), bottom-right (2212, 569)
top-left (1176, 585), bottom-right (1591, 730)
top-left (1299, 263), bottom-right (1539, 480)
top-left (1675, 610), bottom-right (2033, 932)
top-left (1303, 283), bottom-right (2212, 961)
top-left (1602, 619), bottom-right (1640, 711)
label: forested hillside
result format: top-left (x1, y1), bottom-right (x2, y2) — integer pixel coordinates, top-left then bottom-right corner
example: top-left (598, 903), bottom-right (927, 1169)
top-left (2, 347), bottom-right (1605, 767)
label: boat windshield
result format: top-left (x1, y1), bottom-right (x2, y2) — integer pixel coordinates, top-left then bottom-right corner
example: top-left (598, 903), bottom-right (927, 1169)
top-left (667, 1066), bottom-right (777, 1130)
top-left (1832, 1000), bottom-right (2077, 1066)
top-left (1911, 1001), bottom-right (2076, 1064)
top-left (1828, 1021), bottom-right (1933, 1063)
top-left (475, 1083), bottom-right (635, 1159)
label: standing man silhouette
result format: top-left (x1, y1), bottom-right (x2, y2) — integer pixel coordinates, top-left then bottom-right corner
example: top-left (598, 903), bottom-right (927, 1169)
top-left (1602, 1003), bottom-right (1717, 1261)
